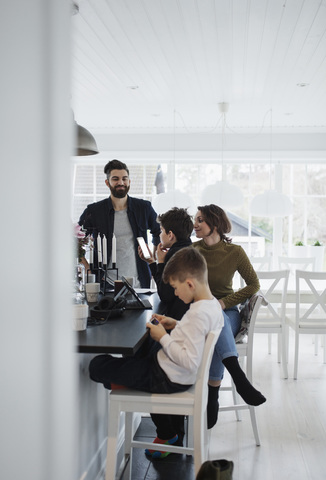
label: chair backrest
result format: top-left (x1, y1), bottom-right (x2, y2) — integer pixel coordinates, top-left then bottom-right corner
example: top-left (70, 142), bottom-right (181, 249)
top-left (236, 295), bottom-right (264, 381)
top-left (279, 256), bottom-right (316, 272)
top-left (195, 330), bottom-right (221, 388)
top-left (250, 255), bottom-right (272, 271)
top-left (193, 329), bottom-right (221, 422)
top-left (256, 270), bottom-right (289, 324)
top-left (245, 294), bottom-right (264, 345)
top-left (296, 270), bottom-right (326, 325)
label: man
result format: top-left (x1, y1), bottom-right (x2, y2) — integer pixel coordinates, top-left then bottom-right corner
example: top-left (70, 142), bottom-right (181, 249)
top-left (79, 159), bottom-right (160, 288)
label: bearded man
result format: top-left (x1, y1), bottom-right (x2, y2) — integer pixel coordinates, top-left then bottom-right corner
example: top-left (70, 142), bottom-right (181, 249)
top-left (79, 159), bottom-right (160, 288)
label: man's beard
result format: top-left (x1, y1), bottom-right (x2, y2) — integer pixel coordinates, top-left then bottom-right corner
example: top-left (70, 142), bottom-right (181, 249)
top-left (109, 183), bottom-right (130, 198)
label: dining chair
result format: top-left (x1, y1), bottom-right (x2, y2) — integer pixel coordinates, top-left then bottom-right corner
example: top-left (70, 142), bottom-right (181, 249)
top-left (278, 256), bottom-right (315, 280)
top-left (104, 329), bottom-right (222, 480)
top-left (237, 256), bottom-right (272, 289)
top-left (250, 255), bottom-right (272, 271)
top-left (286, 270), bottom-right (326, 379)
top-left (219, 294), bottom-right (264, 446)
top-left (254, 270), bottom-right (290, 378)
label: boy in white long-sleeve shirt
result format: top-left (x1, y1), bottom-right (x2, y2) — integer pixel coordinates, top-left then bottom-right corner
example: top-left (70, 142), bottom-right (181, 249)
top-left (89, 247), bottom-right (223, 458)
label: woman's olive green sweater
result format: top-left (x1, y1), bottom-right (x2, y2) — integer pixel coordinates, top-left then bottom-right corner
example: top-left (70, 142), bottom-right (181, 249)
top-left (193, 240), bottom-right (260, 309)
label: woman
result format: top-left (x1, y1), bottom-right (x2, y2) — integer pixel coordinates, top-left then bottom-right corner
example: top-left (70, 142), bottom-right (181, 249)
top-left (193, 204), bottom-right (266, 427)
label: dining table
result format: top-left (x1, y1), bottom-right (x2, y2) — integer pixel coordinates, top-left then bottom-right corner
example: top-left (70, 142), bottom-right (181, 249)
top-left (76, 290), bottom-right (165, 355)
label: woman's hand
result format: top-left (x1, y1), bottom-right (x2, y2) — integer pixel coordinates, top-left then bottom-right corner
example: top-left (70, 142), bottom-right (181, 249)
top-left (219, 299), bottom-right (226, 310)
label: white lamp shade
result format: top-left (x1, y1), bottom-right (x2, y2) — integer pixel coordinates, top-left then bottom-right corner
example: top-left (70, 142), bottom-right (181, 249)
top-left (250, 190), bottom-right (293, 217)
top-left (200, 181), bottom-right (244, 208)
top-left (152, 190), bottom-right (196, 215)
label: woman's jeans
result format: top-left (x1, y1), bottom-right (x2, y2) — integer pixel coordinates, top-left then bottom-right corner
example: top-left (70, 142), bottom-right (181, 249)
top-left (209, 306), bottom-right (240, 382)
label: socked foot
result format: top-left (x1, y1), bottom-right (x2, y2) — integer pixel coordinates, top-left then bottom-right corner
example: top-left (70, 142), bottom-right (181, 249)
top-left (145, 434), bottom-right (179, 459)
top-left (236, 382), bottom-right (266, 406)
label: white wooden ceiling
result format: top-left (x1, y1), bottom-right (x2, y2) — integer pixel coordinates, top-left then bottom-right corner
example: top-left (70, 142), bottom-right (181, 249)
top-left (71, 0), bottom-right (326, 139)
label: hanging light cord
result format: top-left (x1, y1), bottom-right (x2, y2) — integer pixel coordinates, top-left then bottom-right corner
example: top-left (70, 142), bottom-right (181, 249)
top-left (269, 108), bottom-right (273, 190)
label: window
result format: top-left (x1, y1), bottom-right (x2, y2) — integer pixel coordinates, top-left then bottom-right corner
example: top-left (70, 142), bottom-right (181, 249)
top-left (72, 160), bottom-right (326, 267)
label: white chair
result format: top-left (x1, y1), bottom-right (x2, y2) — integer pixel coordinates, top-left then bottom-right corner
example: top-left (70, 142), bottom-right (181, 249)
top-left (250, 255), bottom-right (272, 271)
top-left (219, 294), bottom-right (264, 446)
top-left (105, 330), bottom-right (221, 480)
top-left (237, 256), bottom-right (272, 289)
top-left (287, 270), bottom-right (326, 379)
top-left (278, 256), bottom-right (316, 272)
top-left (254, 270), bottom-right (290, 378)
top-left (278, 256), bottom-right (315, 289)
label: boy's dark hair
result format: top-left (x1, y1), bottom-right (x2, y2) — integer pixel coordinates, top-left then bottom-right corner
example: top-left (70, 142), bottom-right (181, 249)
top-left (197, 204), bottom-right (232, 244)
top-left (163, 246), bottom-right (207, 284)
top-left (104, 159), bottom-right (129, 177)
top-left (158, 207), bottom-right (193, 241)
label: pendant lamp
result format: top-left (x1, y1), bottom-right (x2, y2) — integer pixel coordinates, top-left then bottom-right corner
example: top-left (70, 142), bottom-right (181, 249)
top-left (152, 190), bottom-right (196, 215)
top-left (71, 4), bottom-right (98, 156)
top-left (201, 180), bottom-right (244, 208)
top-left (250, 109), bottom-right (292, 217)
top-left (75, 121), bottom-right (99, 156)
top-left (200, 103), bottom-right (243, 208)
top-left (250, 189), bottom-right (292, 217)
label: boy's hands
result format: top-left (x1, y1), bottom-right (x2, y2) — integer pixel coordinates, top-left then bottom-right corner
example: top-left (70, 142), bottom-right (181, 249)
top-left (146, 322), bottom-right (167, 341)
top-left (147, 314), bottom-right (177, 341)
top-left (137, 242), bottom-right (167, 264)
top-left (156, 243), bottom-right (168, 263)
top-left (137, 244), bottom-right (154, 264)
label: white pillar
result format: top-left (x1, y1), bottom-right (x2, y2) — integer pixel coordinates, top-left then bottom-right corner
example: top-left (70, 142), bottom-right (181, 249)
top-left (0, 2), bottom-right (77, 480)
top-left (273, 164), bottom-right (285, 268)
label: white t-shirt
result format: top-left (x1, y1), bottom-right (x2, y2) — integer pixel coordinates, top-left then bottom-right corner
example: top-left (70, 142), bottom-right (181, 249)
top-left (107, 209), bottom-right (140, 287)
top-left (157, 297), bottom-right (224, 385)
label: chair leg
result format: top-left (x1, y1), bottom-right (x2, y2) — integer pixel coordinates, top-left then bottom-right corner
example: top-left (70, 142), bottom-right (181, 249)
top-left (281, 331), bottom-right (288, 379)
top-left (249, 406), bottom-right (260, 446)
top-left (285, 325), bottom-right (290, 364)
top-left (186, 415), bottom-right (194, 449)
top-left (106, 400), bottom-right (121, 480)
top-left (124, 412), bottom-right (133, 458)
top-left (231, 380), bottom-right (241, 421)
top-left (193, 412), bottom-right (208, 476)
top-left (314, 334), bottom-right (319, 356)
top-left (277, 333), bottom-right (281, 363)
top-left (294, 331), bottom-right (299, 380)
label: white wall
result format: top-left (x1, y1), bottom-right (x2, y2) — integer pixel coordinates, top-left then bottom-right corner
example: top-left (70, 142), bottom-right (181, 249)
top-left (77, 354), bottom-right (108, 480)
top-left (0, 2), bottom-right (77, 479)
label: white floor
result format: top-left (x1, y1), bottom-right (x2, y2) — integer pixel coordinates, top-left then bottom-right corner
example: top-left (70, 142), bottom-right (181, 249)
top-left (208, 331), bottom-right (326, 480)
